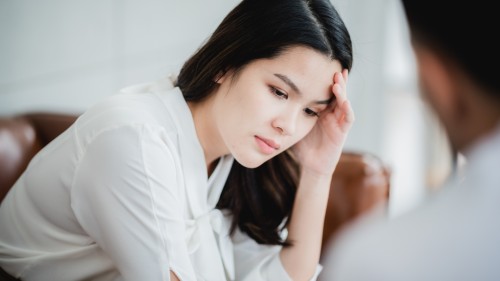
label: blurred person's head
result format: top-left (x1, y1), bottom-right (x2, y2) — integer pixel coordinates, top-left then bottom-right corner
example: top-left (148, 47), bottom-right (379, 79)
top-left (401, 0), bottom-right (500, 152)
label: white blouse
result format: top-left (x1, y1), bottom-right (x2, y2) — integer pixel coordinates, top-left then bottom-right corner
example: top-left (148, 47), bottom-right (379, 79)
top-left (0, 77), bottom-right (321, 281)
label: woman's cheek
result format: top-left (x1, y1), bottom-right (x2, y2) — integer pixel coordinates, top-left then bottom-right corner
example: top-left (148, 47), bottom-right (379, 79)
top-left (301, 118), bottom-right (317, 134)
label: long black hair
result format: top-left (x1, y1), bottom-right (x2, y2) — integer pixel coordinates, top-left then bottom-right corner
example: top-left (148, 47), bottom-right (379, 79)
top-left (176, 0), bottom-right (353, 245)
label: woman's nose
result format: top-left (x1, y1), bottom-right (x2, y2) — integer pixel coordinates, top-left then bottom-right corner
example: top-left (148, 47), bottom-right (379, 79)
top-left (272, 109), bottom-right (299, 136)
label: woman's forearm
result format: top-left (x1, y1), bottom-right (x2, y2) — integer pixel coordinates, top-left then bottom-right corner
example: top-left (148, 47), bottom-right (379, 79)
top-left (280, 169), bottom-right (333, 281)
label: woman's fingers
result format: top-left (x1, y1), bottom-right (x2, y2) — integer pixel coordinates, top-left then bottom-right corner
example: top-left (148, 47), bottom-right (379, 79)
top-left (331, 70), bottom-right (354, 129)
top-left (333, 100), bottom-right (354, 125)
top-left (332, 71), bottom-right (348, 107)
top-left (342, 69), bottom-right (349, 84)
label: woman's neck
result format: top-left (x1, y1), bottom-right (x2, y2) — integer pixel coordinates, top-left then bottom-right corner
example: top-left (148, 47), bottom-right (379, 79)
top-left (187, 98), bottom-right (228, 172)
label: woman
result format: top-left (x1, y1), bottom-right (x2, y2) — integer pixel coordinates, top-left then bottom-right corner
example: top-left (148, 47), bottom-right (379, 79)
top-left (0, 0), bottom-right (353, 280)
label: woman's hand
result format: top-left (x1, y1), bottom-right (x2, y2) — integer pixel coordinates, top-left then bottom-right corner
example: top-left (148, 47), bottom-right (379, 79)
top-left (293, 69), bottom-right (354, 176)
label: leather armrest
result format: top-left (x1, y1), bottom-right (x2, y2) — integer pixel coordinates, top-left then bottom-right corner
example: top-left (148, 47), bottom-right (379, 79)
top-left (0, 113), bottom-right (78, 202)
top-left (322, 151), bottom-right (391, 255)
top-left (0, 117), bottom-right (43, 201)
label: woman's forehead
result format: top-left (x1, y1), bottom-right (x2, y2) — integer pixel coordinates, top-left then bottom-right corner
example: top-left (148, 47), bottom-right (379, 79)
top-left (257, 47), bottom-right (341, 98)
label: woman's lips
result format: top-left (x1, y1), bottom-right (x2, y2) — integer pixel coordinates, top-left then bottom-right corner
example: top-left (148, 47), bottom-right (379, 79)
top-left (255, 136), bottom-right (280, 155)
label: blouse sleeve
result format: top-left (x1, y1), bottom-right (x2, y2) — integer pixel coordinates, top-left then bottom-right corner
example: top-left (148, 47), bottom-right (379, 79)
top-left (71, 124), bottom-right (196, 280)
top-left (232, 226), bottom-right (323, 281)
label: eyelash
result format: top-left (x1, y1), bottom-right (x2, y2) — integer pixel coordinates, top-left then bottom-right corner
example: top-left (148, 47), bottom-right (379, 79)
top-left (304, 108), bottom-right (319, 117)
top-left (269, 86), bottom-right (319, 117)
top-left (270, 86), bottom-right (288, 100)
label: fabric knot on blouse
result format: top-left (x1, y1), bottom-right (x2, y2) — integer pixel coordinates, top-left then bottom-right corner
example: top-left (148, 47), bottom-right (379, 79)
top-left (186, 208), bottom-right (235, 280)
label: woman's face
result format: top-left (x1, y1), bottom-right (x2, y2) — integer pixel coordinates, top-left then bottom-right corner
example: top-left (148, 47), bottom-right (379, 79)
top-left (213, 46), bottom-right (342, 168)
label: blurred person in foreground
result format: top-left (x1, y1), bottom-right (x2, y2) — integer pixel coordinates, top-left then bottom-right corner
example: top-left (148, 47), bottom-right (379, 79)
top-left (320, 0), bottom-right (500, 280)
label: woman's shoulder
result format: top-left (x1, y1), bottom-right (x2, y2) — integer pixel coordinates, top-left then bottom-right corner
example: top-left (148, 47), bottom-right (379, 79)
top-left (76, 77), bottom-right (184, 135)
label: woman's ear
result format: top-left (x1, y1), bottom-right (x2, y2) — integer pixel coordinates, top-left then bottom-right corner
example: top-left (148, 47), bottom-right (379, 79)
top-left (214, 70), bottom-right (228, 84)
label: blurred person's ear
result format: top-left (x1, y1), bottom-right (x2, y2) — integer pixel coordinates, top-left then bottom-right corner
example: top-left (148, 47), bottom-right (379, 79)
top-left (413, 44), bottom-right (475, 150)
top-left (414, 45), bottom-right (459, 127)
top-left (413, 43), bottom-right (498, 152)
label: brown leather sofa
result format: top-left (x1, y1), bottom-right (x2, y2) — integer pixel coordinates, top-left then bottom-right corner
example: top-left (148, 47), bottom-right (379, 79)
top-left (324, 151), bottom-right (391, 254)
top-left (0, 112), bottom-right (78, 200)
top-left (0, 112), bottom-right (391, 258)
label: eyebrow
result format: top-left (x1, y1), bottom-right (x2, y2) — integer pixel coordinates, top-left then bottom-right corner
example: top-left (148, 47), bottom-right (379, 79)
top-left (274, 73), bottom-right (301, 95)
top-left (274, 73), bottom-right (334, 105)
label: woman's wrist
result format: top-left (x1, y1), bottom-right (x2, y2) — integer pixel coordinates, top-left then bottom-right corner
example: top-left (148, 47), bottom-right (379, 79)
top-left (300, 162), bottom-right (337, 179)
top-left (297, 167), bottom-right (334, 195)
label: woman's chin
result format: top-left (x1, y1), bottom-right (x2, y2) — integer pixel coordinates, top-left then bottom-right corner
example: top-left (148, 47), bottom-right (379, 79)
top-left (233, 154), bottom-right (270, 169)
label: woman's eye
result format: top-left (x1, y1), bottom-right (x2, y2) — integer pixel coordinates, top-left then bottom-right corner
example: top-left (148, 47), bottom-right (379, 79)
top-left (304, 108), bottom-right (319, 117)
top-left (270, 87), bottom-right (288, 100)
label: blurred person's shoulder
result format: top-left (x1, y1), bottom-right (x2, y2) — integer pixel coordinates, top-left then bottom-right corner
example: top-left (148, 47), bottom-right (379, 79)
top-left (320, 179), bottom-right (500, 281)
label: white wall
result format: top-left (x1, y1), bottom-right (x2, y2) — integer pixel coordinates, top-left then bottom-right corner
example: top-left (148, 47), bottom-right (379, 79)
top-left (0, 0), bottom-right (449, 216)
top-left (0, 0), bottom-right (240, 114)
